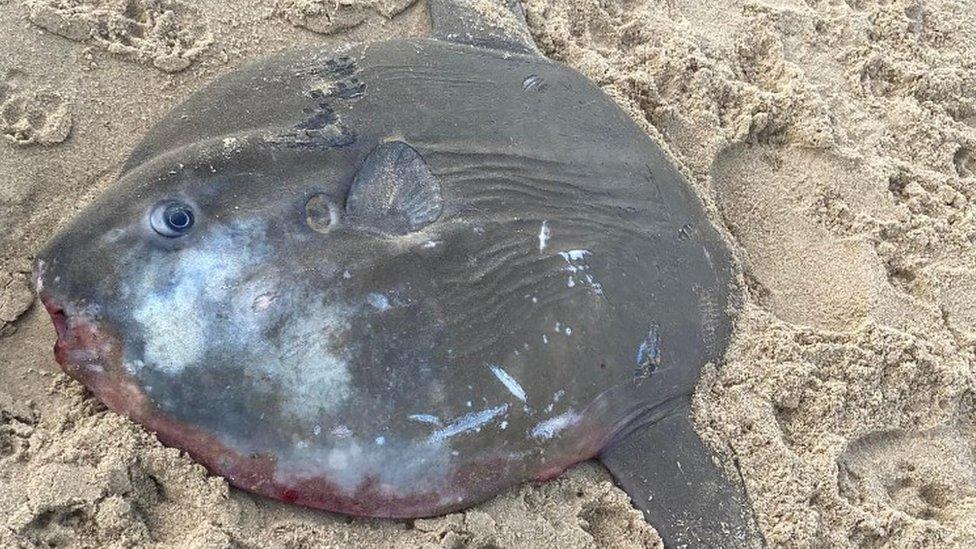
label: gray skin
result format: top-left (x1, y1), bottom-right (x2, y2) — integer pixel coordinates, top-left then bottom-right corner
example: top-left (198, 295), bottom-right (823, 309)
top-left (34, 0), bottom-right (760, 546)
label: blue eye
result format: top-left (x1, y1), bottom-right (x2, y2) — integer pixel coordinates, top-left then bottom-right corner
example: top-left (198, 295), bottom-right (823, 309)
top-left (151, 201), bottom-right (195, 237)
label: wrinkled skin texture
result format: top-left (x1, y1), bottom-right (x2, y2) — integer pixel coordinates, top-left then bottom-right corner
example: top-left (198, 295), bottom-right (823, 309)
top-left (34, 38), bottom-right (733, 517)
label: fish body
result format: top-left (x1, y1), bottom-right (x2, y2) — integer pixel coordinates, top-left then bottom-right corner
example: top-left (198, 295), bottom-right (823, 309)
top-left (36, 2), bottom-right (759, 545)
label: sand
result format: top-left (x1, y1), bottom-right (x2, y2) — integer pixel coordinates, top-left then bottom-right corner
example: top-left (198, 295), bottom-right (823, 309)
top-left (1, 0), bottom-right (974, 546)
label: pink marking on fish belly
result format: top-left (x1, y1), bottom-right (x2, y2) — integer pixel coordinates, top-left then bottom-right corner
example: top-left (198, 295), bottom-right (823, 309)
top-left (533, 466), bottom-right (567, 483)
top-left (39, 296), bottom-right (611, 519)
top-left (531, 419), bottom-right (612, 483)
top-left (38, 297), bottom-right (513, 517)
top-left (55, 354), bottom-right (452, 515)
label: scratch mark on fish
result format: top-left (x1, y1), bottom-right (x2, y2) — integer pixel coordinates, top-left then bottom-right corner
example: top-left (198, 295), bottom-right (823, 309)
top-left (538, 220), bottom-right (551, 252)
top-left (408, 414), bottom-right (442, 425)
top-left (488, 364), bottom-right (527, 402)
top-left (429, 405), bottom-right (509, 443)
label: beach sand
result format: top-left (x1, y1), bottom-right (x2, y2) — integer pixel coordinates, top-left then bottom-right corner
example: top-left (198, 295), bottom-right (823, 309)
top-left (2, 0), bottom-right (975, 546)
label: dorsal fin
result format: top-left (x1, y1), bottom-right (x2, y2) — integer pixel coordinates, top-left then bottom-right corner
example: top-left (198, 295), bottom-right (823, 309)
top-left (428, 0), bottom-right (540, 55)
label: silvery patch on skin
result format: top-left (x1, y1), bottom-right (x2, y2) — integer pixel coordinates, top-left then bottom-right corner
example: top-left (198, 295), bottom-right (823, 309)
top-left (272, 403), bottom-right (510, 496)
top-left (129, 220), bottom-right (271, 375)
top-left (367, 292), bottom-right (390, 311)
top-left (544, 390), bottom-right (566, 413)
top-left (272, 434), bottom-right (452, 495)
top-left (259, 299), bottom-right (354, 419)
top-left (530, 409), bottom-right (581, 440)
top-left (125, 219), bottom-right (354, 420)
top-left (557, 249), bottom-right (603, 295)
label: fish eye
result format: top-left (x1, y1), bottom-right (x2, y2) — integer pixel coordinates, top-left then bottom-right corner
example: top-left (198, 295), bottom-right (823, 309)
top-left (150, 201), bottom-right (195, 237)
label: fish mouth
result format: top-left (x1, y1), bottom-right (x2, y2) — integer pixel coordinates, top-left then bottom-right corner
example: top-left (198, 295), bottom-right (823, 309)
top-left (38, 294), bottom-right (106, 369)
top-left (46, 299), bottom-right (70, 343)
top-left (34, 262), bottom-right (114, 372)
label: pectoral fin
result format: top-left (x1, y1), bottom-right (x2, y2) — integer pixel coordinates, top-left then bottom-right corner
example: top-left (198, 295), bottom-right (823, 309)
top-left (346, 141), bottom-right (443, 235)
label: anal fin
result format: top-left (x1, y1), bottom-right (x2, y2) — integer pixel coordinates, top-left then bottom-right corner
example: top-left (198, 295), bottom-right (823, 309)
top-left (599, 400), bottom-right (763, 548)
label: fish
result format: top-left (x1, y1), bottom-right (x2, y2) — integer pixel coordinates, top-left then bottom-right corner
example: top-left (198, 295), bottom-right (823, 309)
top-left (33, 0), bottom-right (759, 545)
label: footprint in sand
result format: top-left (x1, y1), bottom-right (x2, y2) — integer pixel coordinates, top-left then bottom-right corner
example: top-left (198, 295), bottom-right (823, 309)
top-left (0, 269), bottom-right (34, 336)
top-left (954, 146), bottom-right (975, 178)
top-left (277, 0), bottom-right (418, 35)
top-left (709, 144), bottom-right (938, 333)
top-left (23, 0), bottom-right (211, 73)
top-left (837, 426), bottom-right (976, 525)
top-left (930, 265), bottom-right (976, 345)
top-left (0, 71), bottom-right (72, 146)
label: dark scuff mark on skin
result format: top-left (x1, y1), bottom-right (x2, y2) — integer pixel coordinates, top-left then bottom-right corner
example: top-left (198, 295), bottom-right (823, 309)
top-left (300, 104), bottom-right (342, 131)
top-left (268, 55), bottom-right (365, 149)
top-left (281, 103), bottom-right (355, 149)
top-left (314, 80), bottom-right (366, 100)
top-left (267, 101), bottom-right (355, 150)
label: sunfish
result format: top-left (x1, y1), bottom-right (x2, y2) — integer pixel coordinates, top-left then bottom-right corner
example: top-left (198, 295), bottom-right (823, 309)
top-left (33, 0), bottom-right (759, 545)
